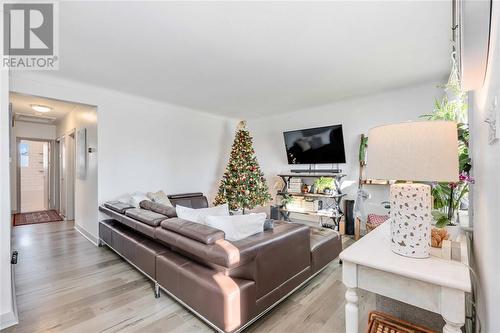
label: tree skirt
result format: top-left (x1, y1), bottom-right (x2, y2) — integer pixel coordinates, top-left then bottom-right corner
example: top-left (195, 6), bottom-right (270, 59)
top-left (13, 210), bottom-right (64, 226)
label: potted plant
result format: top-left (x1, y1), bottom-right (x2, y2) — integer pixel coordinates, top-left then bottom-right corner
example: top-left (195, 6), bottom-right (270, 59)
top-left (314, 177), bottom-right (334, 194)
top-left (421, 58), bottom-right (473, 233)
top-left (280, 193), bottom-right (293, 208)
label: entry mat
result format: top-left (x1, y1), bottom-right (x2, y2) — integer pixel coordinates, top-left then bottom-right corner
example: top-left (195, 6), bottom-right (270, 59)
top-left (13, 210), bottom-right (64, 226)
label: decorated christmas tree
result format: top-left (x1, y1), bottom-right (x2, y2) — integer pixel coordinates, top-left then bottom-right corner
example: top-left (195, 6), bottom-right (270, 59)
top-left (214, 121), bottom-right (272, 212)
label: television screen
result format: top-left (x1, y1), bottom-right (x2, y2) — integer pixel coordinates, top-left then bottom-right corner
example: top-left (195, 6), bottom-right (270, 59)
top-left (283, 125), bottom-right (346, 164)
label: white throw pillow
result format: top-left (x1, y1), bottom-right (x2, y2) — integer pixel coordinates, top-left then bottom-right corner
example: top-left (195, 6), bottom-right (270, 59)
top-left (147, 190), bottom-right (172, 206)
top-left (115, 193), bottom-right (133, 204)
top-left (176, 203), bottom-right (229, 225)
top-left (129, 192), bottom-right (151, 208)
top-left (205, 213), bottom-right (267, 242)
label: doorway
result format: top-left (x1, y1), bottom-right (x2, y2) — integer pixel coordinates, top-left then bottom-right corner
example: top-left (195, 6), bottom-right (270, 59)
top-left (57, 131), bottom-right (76, 220)
top-left (9, 92), bottom-right (98, 231)
top-left (18, 139), bottom-right (51, 213)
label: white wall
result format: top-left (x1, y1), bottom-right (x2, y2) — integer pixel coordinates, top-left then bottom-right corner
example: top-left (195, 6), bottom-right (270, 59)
top-left (247, 82), bottom-right (443, 218)
top-left (12, 121), bottom-right (56, 140)
top-left (1, 71), bottom-right (17, 328)
top-left (470, 2), bottom-right (500, 331)
top-left (56, 104), bottom-right (98, 241)
top-left (10, 121), bottom-right (56, 212)
top-left (11, 72), bottom-right (231, 241)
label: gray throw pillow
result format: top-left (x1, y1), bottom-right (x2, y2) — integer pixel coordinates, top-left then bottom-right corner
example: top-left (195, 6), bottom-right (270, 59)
top-left (140, 200), bottom-right (177, 218)
top-left (146, 190), bottom-right (172, 206)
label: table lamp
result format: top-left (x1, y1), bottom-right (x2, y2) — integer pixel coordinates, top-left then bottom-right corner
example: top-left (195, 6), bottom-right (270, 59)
top-left (365, 121), bottom-right (459, 258)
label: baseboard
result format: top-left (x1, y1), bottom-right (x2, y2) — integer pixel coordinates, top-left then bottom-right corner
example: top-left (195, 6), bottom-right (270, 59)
top-left (74, 223), bottom-right (99, 246)
top-left (0, 310), bottom-right (18, 330)
top-left (0, 266), bottom-right (19, 330)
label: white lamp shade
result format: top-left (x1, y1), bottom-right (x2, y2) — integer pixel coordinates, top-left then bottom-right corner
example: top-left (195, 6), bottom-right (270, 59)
top-left (365, 121), bottom-right (459, 182)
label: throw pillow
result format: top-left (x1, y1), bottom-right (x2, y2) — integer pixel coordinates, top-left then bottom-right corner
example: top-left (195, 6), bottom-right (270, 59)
top-left (366, 213), bottom-right (390, 233)
top-left (140, 200), bottom-right (177, 218)
top-left (129, 192), bottom-right (150, 208)
top-left (176, 203), bottom-right (229, 225)
top-left (115, 193), bottom-right (133, 204)
top-left (147, 190), bottom-right (172, 206)
top-left (205, 213), bottom-right (266, 242)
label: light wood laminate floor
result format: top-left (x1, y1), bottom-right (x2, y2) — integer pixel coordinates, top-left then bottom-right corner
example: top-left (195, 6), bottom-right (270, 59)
top-left (3, 221), bottom-right (375, 333)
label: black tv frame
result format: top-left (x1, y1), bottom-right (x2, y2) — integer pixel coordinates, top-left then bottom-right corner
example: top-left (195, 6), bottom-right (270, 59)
top-left (283, 124), bottom-right (346, 166)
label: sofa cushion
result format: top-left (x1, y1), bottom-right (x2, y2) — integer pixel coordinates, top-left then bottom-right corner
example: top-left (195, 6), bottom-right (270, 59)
top-left (125, 208), bottom-right (168, 227)
top-left (140, 200), bottom-right (177, 218)
top-left (103, 201), bottom-right (134, 214)
top-left (205, 213), bottom-right (266, 242)
top-left (155, 227), bottom-right (244, 268)
top-left (176, 204), bottom-right (229, 225)
top-left (136, 238), bottom-right (168, 278)
top-left (99, 206), bottom-right (156, 238)
top-left (309, 227), bottom-right (342, 273)
top-left (156, 251), bottom-right (256, 333)
top-left (160, 218), bottom-right (225, 245)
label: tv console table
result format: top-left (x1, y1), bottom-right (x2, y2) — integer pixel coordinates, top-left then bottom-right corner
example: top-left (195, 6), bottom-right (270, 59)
top-left (277, 173), bottom-right (346, 230)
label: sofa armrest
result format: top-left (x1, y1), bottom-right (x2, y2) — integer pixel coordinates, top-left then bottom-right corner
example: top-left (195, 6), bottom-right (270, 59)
top-left (160, 218), bottom-right (225, 245)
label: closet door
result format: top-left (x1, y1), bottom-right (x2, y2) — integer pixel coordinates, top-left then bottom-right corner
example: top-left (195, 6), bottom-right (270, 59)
top-left (59, 136), bottom-right (66, 218)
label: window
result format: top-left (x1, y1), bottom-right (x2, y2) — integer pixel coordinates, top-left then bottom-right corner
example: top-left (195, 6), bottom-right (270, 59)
top-left (19, 143), bottom-right (29, 167)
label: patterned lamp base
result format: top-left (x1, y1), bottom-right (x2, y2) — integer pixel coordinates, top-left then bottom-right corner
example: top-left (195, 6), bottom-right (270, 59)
top-left (390, 183), bottom-right (431, 258)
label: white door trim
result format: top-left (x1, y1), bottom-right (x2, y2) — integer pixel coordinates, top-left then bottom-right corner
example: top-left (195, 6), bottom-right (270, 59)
top-left (16, 138), bottom-right (52, 213)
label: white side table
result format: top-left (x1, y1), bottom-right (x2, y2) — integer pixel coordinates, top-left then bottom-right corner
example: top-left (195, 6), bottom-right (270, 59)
top-left (339, 221), bottom-right (471, 333)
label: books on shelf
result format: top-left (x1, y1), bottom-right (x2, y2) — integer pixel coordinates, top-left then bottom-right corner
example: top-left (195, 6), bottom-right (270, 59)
top-left (285, 197), bottom-right (319, 212)
top-left (287, 177), bottom-right (302, 193)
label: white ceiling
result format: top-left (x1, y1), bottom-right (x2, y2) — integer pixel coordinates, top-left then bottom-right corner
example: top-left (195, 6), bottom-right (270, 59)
top-left (10, 93), bottom-right (88, 124)
top-left (42, 1), bottom-right (452, 118)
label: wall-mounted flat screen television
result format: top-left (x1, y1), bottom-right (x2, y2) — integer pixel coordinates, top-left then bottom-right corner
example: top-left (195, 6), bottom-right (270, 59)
top-left (283, 124), bottom-right (346, 164)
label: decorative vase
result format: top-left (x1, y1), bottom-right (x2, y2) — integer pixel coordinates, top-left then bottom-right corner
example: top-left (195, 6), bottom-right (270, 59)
top-left (445, 225), bottom-right (461, 242)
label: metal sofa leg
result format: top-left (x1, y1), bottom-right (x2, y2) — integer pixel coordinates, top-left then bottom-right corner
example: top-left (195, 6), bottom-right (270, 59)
top-left (154, 282), bottom-right (160, 298)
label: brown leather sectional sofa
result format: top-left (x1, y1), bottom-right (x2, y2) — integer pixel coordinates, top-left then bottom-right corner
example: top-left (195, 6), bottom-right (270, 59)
top-left (98, 192), bottom-right (342, 333)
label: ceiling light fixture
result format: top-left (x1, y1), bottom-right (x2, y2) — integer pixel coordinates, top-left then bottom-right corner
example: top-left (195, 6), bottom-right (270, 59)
top-left (31, 104), bottom-right (52, 113)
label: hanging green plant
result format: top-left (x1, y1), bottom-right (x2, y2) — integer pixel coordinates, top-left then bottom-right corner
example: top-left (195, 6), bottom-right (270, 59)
top-left (421, 53), bottom-right (473, 226)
